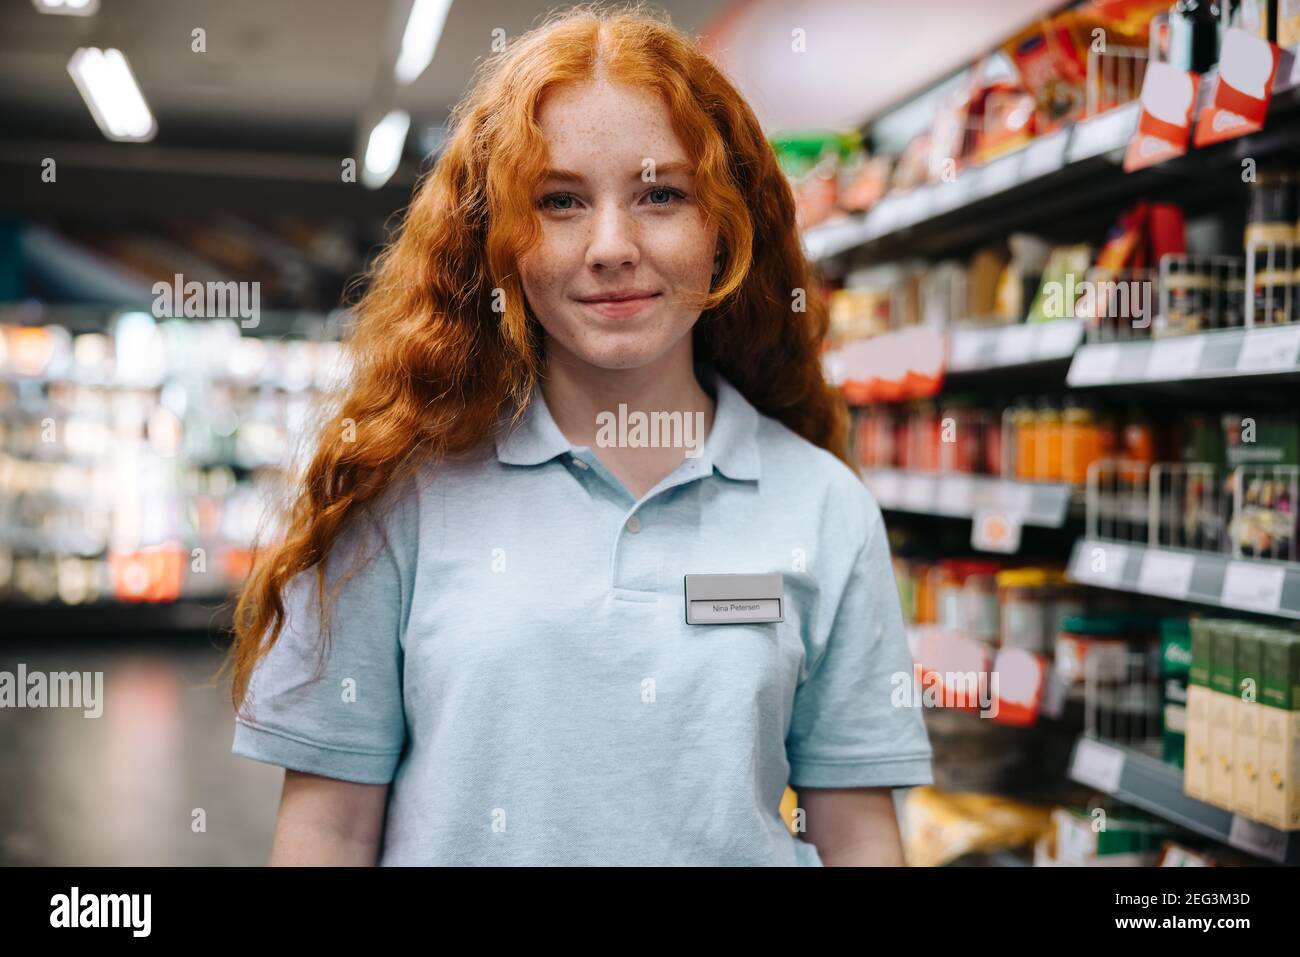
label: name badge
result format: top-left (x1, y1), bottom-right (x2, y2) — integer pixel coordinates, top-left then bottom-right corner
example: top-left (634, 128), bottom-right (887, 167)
top-left (684, 573), bottom-right (784, 625)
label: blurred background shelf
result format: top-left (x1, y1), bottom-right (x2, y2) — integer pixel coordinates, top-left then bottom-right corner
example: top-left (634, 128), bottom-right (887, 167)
top-left (1068, 736), bottom-right (1300, 864)
top-left (1067, 538), bottom-right (1300, 620)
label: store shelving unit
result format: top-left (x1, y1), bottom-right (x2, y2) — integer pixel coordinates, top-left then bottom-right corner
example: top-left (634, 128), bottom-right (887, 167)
top-left (806, 49), bottom-right (1300, 267)
top-left (1068, 736), bottom-right (1300, 864)
top-left (824, 35), bottom-right (1300, 865)
top-left (862, 468), bottom-right (1074, 528)
top-left (1067, 324), bottom-right (1300, 386)
top-left (946, 318), bottom-right (1084, 373)
top-left (803, 106), bottom-right (1140, 263)
top-left (1067, 537), bottom-right (1300, 620)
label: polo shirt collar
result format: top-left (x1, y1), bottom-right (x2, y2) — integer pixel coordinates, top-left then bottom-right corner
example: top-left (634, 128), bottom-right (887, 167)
top-left (493, 366), bottom-right (761, 481)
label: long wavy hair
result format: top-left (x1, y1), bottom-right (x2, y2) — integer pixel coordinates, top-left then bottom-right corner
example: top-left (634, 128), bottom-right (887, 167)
top-left (225, 3), bottom-right (849, 714)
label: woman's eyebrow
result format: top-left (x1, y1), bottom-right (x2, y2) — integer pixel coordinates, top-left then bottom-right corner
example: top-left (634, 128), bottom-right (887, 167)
top-left (539, 160), bottom-right (695, 184)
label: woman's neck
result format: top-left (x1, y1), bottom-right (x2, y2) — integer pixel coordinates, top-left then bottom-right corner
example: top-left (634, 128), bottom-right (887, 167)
top-left (540, 340), bottom-right (713, 446)
top-left (539, 338), bottom-right (716, 499)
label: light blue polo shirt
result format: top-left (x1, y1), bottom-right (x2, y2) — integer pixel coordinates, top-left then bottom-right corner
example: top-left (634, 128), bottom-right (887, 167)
top-left (231, 366), bottom-right (932, 865)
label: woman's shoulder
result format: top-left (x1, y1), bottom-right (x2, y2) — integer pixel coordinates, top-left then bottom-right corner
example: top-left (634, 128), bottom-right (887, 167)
top-left (752, 413), bottom-right (883, 546)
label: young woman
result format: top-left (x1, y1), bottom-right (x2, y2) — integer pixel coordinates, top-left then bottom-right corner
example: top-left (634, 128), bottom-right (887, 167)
top-left (227, 7), bottom-right (931, 866)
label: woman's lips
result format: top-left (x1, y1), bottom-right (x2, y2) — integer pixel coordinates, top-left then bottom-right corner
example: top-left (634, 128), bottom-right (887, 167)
top-left (575, 292), bottom-right (662, 319)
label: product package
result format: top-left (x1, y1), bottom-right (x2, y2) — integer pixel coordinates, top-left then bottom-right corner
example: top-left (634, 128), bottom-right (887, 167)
top-left (1232, 626), bottom-right (1264, 819)
top-left (1222, 414), bottom-right (1300, 561)
top-left (1162, 618), bottom-right (1193, 768)
top-left (1258, 630), bottom-right (1300, 830)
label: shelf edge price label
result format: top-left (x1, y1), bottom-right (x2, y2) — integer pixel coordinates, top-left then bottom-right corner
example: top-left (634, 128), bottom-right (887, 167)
top-left (972, 508), bottom-right (1022, 554)
top-left (995, 323), bottom-right (1038, 366)
top-left (1070, 737), bottom-right (1124, 794)
top-left (1227, 815), bottom-right (1287, 862)
top-left (1221, 561), bottom-right (1286, 613)
top-left (1067, 343), bottom-right (1121, 385)
top-left (1020, 130), bottom-right (1069, 179)
top-left (977, 153), bottom-right (1023, 198)
top-left (865, 469), bottom-right (901, 507)
top-left (1076, 540), bottom-right (1130, 587)
top-left (1146, 335), bottom-right (1205, 381)
top-left (1033, 319), bottom-right (1083, 359)
top-left (902, 474), bottom-right (936, 511)
top-left (1236, 325), bottom-right (1300, 374)
top-left (941, 474), bottom-right (976, 514)
top-left (1069, 101), bottom-right (1140, 162)
top-left (947, 329), bottom-right (984, 370)
top-left (1137, 549), bottom-right (1196, 599)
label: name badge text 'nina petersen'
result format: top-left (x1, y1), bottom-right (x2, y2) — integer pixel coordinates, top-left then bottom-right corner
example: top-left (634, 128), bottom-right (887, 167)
top-left (684, 573), bottom-right (784, 625)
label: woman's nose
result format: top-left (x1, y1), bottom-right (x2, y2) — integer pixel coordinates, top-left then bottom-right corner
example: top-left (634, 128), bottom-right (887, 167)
top-left (585, 204), bottom-right (640, 271)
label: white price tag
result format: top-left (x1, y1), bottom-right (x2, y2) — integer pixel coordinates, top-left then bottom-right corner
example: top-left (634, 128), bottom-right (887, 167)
top-left (972, 508), bottom-right (1023, 554)
top-left (935, 173), bottom-right (977, 212)
top-left (1228, 815), bottom-right (1287, 861)
top-left (1068, 102), bottom-right (1139, 161)
top-left (1221, 561), bottom-right (1286, 613)
top-left (978, 153), bottom-right (1024, 197)
top-left (1236, 326), bottom-right (1300, 373)
top-left (1021, 130), bottom-right (1069, 179)
top-left (1138, 549), bottom-right (1196, 599)
top-left (1070, 737), bottom-right (1124, 794)
top-left (948, 329), bottom-right (984, 370)
top-left (1147, 335), bottom-right (1206, 380)
top-left (992, 482), bottom-right (1034, 515)
top-left (902, 474), bottom-right (936, 511)
top-left (996, 323), bottom-right (1038, 365)
top-left (894, 187), bottom-right (933, 226)
top-left (865, 470), bottom-right (901, 507)
top-left (942, 474), bottom-right (976, 514)
top-left (1075, 541), bottom-right (1130, 587)
top-left (863, 200), bottom-right (898, 238)
top-left (1034, 319), bottom-right (1084, 359)
top-left (1067, 343), bottom-right (1122, 385)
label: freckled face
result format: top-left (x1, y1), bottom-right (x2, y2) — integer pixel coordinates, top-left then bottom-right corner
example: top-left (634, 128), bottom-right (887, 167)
top-left (516, 78), bottom-right (718, 372)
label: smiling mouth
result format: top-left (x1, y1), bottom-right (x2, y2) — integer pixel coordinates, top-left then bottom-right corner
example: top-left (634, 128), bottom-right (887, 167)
top-left (573, 291), bottom-right (663, 317)
top-left (574, 291), bottom-right (662, 304)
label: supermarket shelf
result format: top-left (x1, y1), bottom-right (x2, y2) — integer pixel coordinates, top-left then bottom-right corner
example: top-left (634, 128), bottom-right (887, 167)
top-left (862, 468), bottom-right (1073, 527)
top-left (947, 319), bottom-right (1084, 373)
top-left (1068, 736), bottom-right (1300, 865)
top-left (803, 108), bottom-right (1137, 263)
top-left (804, 47), bottom-right (1300, 265)
top-left (1067, 325), bottom-right (1300, 387)
top-left (1067, 538), bottom-right (1300, 620)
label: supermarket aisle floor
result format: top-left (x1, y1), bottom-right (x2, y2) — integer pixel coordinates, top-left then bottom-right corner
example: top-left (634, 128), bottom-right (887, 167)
top-left (0, 640), bottom-right (281, 866)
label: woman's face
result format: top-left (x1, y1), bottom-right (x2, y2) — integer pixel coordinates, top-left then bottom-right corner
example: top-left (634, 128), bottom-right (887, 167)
top-left (517, 77), bottom-right (719, 373)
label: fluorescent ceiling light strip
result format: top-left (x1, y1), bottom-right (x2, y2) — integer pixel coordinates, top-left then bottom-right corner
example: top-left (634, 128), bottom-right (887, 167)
top-left (67, 47), bottom-right (156, 142)
top-left (363, 110), bottom-right (411, 188)
top-left (32, 0), bottom-right (100, 16)
top-left (394, 0), bottom-right (453, 85)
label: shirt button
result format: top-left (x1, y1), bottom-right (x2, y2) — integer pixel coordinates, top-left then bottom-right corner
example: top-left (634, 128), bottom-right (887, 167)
top-left (625, 515), bottom-right (641, 534)
top-left (571, 457), bottom-right (589, 470)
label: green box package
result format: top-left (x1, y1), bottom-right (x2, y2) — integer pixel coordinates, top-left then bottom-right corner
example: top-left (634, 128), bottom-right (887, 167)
top-left (1188, 618), bottom-right (1213, 690)
top-left (1210, 622), bottom-right (1238, 697)
top-left (1208, 621), bottom-right (1240, 808)
top-left (1258, 629), bottom-right (1300, 829)
top-left (1261, 630), bottom-right (1300, 713)
top-left (1161, 618), bottom-right (1192, 768)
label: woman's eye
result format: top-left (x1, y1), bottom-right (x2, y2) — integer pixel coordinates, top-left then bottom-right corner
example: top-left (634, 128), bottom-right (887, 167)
top-left (645, 187), bottom-right (684, 206)
top-left (539, 193), bottom-right (577, 211)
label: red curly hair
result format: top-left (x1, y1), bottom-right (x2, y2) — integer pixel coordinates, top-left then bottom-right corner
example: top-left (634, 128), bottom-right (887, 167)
top-left (226, 3), bottom-right (849, 713)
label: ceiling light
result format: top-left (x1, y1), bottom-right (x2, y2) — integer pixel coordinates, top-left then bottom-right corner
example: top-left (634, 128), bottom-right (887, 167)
top-left (32, 0), bottom-right (100, 16)
top-left (363, 110), bottom-right (411, 189)
top-left (394, 0), bottom-right (453, 85)
top-left (67, 47), bottom-right (157, 142)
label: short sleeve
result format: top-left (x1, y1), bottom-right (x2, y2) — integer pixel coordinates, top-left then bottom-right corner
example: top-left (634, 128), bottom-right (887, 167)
top-left (231, 505), bottom-right (410, 785)
top-left (785, 494), bottom-right (933, 789)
